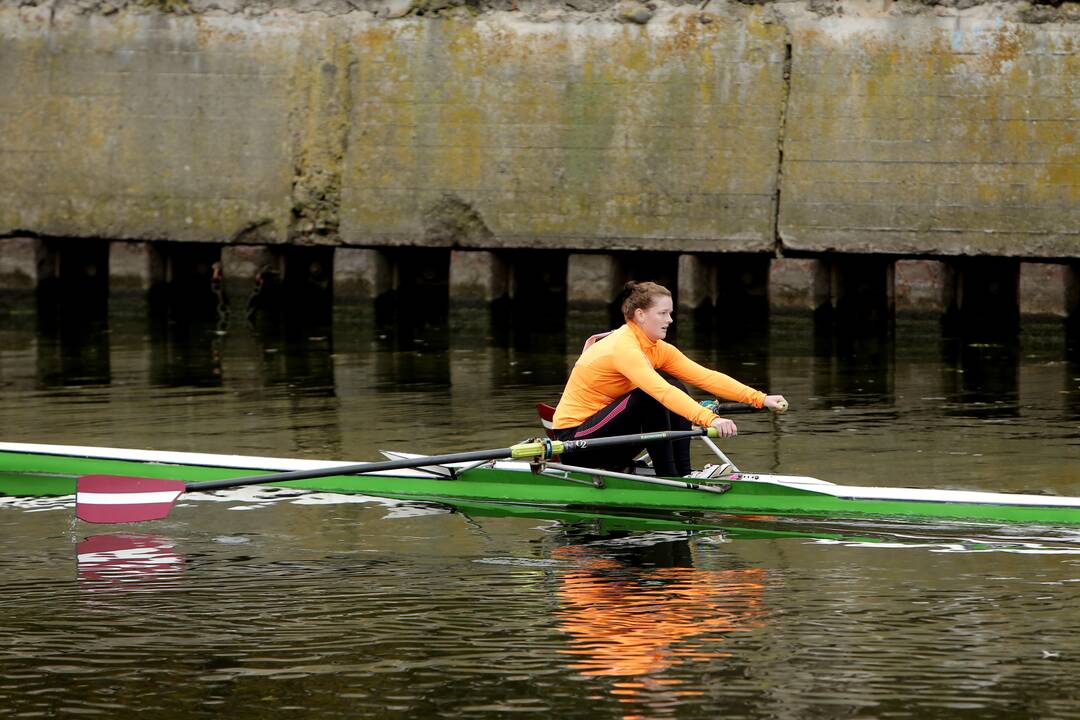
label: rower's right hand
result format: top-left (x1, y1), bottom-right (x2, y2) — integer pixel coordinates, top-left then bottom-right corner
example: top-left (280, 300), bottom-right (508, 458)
top-left (709, 416), bottom-right (738, 438)
top-left (764, 395), bottom-right (788, 413)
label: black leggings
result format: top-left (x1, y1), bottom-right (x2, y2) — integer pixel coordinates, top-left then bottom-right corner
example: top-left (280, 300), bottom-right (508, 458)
top-left (554, 382), bottom-right (693, 477)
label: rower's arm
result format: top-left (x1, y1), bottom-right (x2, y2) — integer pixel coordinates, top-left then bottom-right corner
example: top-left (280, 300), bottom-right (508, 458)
top-left (611, 346), bottom-right (719, 427)
top-left (658, 344), bottom-right (766, 409)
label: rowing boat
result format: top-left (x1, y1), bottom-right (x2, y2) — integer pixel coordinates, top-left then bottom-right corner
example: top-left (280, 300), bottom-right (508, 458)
top-left (4, 439), bottom-right (1080, 527)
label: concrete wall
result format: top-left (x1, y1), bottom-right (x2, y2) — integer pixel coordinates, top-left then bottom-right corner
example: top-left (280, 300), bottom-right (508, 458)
top-left (781, 17), bottom-right (1079, 257)
top-left (0, 3), bottom-right (1077, 257)
top-left (0, 8), bottom-right (297, 243)
top-left (341, 13), bottom-right (787, 251)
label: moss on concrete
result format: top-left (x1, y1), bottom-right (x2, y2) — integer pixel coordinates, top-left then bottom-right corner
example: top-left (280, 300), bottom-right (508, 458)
top-left (0, 2), bottom-right (1076, 257)
top-left (287, 31), bottom-right (353, 244)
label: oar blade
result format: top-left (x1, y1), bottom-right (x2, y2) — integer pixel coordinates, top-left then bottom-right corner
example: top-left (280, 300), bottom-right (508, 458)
top-left (76, 476), bottom-right (186, 524)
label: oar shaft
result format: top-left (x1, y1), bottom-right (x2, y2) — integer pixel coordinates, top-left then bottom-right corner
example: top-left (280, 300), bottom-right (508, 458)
top-left (184, 427), bottom-right (718, 492)
top-left (557, 427), bottom-right (713, 454)
top-left (708, 402), bottom-right (758, 415)
top-left (186, 447), bottom-right (519, 492)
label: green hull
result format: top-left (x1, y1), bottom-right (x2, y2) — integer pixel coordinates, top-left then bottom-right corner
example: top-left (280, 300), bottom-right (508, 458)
top-left (4, 444), bottom-right (1080, 527)
top-left (310, 472), bottom-right (1080, 526)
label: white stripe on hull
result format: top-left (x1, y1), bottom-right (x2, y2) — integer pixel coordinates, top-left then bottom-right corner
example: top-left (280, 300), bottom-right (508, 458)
top-left (733, 473), bottom-right (1080, 509)
top-left (0, 441), bottom-right (346, 472)
top-left (0, 442), bottom-right (437, 479)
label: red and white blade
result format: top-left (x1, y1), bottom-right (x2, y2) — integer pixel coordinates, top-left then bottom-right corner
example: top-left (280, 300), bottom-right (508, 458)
top-left (76, 475), bottom-right (186, 524)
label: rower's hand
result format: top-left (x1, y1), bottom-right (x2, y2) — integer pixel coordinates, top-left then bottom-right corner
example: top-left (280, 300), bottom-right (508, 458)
top-left (709, 416), bottom-right (738, 438)
top-left (764, 395), bottom-right (788, 413)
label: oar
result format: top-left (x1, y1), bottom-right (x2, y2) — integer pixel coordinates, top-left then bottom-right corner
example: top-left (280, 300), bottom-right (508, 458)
top-left (75, 427), bottom-right (724, 525)
top-left (705, 402), bottom-right (755, 414)
top-left (696, 397), bottom-right (788, 472)
top-left (703, 399), bottom-right (789, 415)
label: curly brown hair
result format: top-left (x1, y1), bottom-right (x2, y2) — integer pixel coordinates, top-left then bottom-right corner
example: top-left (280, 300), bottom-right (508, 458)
top-left (619, 281), bottom-right (671, 322)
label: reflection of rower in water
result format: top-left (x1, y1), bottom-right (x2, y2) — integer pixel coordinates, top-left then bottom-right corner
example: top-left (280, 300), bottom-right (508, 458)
top-left (553, 540), bottom-right (767, 710)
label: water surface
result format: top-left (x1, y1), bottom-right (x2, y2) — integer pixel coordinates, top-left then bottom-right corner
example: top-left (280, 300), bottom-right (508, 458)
top-left (2, 300), bottom-right (1080, 718)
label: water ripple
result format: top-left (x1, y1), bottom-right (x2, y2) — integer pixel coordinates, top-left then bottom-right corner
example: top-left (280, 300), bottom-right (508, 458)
top-left (3, 335), bottom-right (1080, 718)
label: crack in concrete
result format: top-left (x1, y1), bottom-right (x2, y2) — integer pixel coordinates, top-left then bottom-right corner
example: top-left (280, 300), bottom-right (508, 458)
top-left (772, 37), bottom-right (793, 259)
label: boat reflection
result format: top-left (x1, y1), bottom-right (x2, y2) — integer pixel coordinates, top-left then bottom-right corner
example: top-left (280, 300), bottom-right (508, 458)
top-left (445, 499), bottom-right (852, 541)
top-left (444, 501), bottom-right (788, 716)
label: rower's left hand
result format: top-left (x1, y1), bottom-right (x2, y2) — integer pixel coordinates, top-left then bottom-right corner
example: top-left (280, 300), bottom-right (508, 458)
top-left (764, 395), bottom-right (788, 413)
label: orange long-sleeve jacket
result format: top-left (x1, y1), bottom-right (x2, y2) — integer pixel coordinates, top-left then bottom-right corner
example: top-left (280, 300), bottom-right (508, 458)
top-left (552, 322), bottom-right (766, 430)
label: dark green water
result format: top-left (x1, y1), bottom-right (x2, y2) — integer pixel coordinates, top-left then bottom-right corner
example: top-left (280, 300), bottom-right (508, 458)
top-left (2, 298), bottom-right (1080, 718)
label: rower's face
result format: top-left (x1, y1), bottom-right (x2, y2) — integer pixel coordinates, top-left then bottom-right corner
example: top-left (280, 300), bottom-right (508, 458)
top-left (634, 296), bottom-right (673, 342)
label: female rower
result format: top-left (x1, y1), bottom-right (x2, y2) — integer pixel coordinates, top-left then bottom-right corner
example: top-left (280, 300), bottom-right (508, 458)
top-left (552, 281), bottom-right (787, 477)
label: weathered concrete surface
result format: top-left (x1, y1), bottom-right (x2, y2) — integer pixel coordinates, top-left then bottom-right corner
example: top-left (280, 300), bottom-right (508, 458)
top-left (109, 240), bottom-right (163, 292)
top-left (220, 243), bottom-right (275, 303)
top-left (449, 249), bottom-right (507, 304)
top-left (780, 16), bottom-right (1080, 257)
top-left (567, 252), bottom-right (622, 308)
top-left (0, 7), bottom-right (296, 243)
top-left (768, 257), bottom-right (829, 313)
top-left (677, 253), bottom-right (714, 310)
top-left (1, 5), bottom-right (788, 253)
top-left (333, 247), bottom-right (392, 300)
top-left (1018, 261), bottom-right (1079, 318)
top-left (0, 237), bottom-right (46, 289)
top-left (341, 10), bottom-right (787, 251)
top-left (1, 2), bottom-right (1078, 260)
top-left (893, 259), bottom-right (955, 315)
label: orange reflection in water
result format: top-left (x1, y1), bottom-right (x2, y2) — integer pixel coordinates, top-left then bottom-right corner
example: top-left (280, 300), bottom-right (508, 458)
top-left (554, 545), bottom-right (767, 716)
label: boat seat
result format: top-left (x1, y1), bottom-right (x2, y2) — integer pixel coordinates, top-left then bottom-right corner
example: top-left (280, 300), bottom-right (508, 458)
top-left (536, 402), bottom-right (557, 441)
top-left (535, 402), bottom-right (561, 462)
